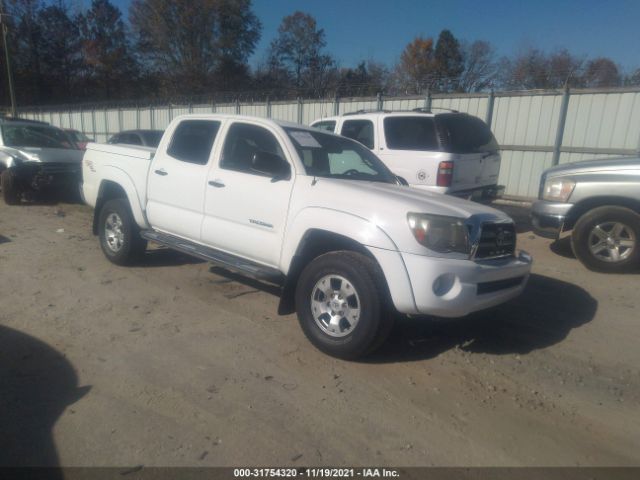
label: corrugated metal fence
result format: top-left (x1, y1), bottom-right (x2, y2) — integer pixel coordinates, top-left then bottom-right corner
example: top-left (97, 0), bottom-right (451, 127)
top-left (19, 87), bottom-right (640, 199)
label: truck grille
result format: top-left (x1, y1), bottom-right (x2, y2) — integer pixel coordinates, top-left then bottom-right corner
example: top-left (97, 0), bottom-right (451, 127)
top-left (474, 223), bottom-right (516, 259)
top-left (39, 163), bottom-right (81, 175)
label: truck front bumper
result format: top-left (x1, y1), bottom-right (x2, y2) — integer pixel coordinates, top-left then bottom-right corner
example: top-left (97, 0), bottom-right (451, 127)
top-left (400, 251), bottom-right (532, 317)
top-left (531, 200), bottom-right (573, 239)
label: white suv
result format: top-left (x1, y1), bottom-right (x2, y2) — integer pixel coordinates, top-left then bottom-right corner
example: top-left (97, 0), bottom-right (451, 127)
top-left (311, 110), bottom-right (503, 200)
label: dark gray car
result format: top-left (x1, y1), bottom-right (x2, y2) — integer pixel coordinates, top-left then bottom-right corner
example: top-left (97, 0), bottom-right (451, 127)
top-left (107, 130), bottom-right (163, 148)
top-left (0, 118), bottom-right (83, 204)
top-left (532, 157), bottom-right (640, 272)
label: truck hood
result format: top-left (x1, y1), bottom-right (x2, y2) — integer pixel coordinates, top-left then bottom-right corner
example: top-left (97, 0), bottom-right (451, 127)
top-left (301, 178), bottom-right (513, 257)
top-left (307, 178), bottom-right (511, 222)
top-left (544, 156), bottom-right (640, 177)
top-left (0, 146), bottom-right (84, 164)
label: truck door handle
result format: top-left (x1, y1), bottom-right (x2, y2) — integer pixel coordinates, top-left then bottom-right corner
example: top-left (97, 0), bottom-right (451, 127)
top-left (154, 169), bottom-right (168, 176)
top-left (208, 179), bottom-right (225, 188)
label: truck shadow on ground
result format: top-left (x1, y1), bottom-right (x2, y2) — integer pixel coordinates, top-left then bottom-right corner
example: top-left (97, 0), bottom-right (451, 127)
top-left (0, 325), bottom-right (90, 469)
top-left (550, 236), bottom-right (576, 259)
top-left (367, 273), bottom-right (597, 363)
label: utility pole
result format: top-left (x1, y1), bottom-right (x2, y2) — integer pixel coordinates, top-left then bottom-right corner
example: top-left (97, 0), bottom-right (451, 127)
top-left (0, 0), bottom-right (17, 117)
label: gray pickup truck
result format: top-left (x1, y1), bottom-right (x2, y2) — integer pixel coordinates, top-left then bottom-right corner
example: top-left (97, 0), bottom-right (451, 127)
top-left (532, 157), bottom-right (640, 273)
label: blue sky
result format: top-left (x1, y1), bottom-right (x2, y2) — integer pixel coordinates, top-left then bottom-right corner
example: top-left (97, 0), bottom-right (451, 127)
top-left (109, 0), bottom-right (640, 71)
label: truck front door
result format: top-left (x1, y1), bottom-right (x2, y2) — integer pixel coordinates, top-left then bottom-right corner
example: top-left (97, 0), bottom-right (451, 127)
top-left (202, 122), bottom-right (294, 267)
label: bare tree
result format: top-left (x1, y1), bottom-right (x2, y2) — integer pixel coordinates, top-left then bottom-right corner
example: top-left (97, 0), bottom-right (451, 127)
top-left (583, 57), bottom-right (621, 88)
top-left (458, 40), bottom-right (497, 92)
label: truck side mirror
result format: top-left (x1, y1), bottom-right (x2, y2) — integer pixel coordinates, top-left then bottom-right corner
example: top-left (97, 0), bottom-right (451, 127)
top-left (251, 151), bottom-right (291, 181)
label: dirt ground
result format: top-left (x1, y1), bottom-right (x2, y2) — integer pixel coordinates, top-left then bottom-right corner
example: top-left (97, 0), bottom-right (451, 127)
top-left (0, 198), bottom-right (639, 467)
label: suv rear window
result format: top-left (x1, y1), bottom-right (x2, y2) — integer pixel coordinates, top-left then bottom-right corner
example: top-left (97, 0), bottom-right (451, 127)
top-left (383, 116), bottom-right (439, 151)
top-left (436, 113), bottom-right (498, 154)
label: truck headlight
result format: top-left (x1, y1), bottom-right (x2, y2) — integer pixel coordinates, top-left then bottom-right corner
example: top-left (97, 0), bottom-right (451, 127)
top-left (542, 178), bottom-right (575, 202)
top-left (407, 213), bottom-right (470, 254)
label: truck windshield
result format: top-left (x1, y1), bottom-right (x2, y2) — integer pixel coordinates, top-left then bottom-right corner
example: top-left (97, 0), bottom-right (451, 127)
top-left (2, 125), bottom-right (76, 149)
top-left (285, 128), bottom-right (396, 184)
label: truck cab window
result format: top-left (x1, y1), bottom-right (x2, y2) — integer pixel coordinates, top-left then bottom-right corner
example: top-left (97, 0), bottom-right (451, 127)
top-left (221, 123), bottom-right (286, 174)
top-left (167, 120), bottom-right (221, 165)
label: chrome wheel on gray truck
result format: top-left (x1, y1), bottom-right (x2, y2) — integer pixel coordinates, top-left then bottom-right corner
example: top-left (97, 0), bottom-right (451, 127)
top-left (98, 199), bottom-right (147, 266)
top-left (295, 251), bottom-right (394, 359)
top-left (572, 206), bottom-right (640, 273)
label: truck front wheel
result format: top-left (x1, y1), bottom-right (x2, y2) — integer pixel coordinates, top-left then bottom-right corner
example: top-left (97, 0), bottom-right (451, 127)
top-left (98, 199), bottom-right (147, 265)
top-left (571, 206), bottom-right (640, 273)
top-left (295, 251), bottom-right (394, 359)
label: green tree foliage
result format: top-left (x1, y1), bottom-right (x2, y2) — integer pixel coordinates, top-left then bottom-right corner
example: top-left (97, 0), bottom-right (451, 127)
top-left (80, 0), bottom-right (137, 100)
top-left (37, 4), bottom-right (83, 99)
top-left (395, 36), bottom-right (436, 94)
top-left (434, 29), bottom-right (463, 91)
top-left (129, 0), bottom-right (260, 95)
top-left (267, 11), bottom-right (336, 94)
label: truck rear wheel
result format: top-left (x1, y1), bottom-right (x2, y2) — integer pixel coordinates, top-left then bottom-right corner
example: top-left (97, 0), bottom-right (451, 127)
top-left (571, 206), bottom-right (640, 273)
top-left (98, 199), bottom-right (147, 265)
top-left (1, 169), bottom-right (22, 205)
top-left (294, 251), bottom-right (394, 359)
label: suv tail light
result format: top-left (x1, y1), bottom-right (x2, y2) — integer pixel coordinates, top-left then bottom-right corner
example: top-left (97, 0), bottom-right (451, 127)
top-left (436, 161), bottom-right (454, 187)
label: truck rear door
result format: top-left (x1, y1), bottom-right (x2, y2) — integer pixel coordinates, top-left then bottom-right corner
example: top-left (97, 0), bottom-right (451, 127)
top-left (146, 119), bottom-right (221, 241)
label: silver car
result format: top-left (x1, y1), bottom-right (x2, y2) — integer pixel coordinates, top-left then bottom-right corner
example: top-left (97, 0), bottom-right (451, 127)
top-left (0, 118), bottom-right (84, 204)
top-left (532, 157), bottom-right (640, 273)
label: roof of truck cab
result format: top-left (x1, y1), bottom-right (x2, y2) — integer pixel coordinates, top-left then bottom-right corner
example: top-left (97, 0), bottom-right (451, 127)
top-left (171, 113), bottom-right (319, 131)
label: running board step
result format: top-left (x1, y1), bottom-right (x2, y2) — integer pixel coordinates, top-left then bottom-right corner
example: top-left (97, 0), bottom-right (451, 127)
top-left (141, 230), bottom-right (285, 286)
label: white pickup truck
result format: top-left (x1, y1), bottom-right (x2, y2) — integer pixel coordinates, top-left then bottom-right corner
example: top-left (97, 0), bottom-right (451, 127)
top-left (82, 114), bottom-right (532, 359)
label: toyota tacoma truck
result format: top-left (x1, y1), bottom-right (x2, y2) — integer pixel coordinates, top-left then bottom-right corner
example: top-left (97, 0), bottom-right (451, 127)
top-left (532, 156), bottom-right (640, 273)
top-left (311, 110), bottom-right (504, 201)
top-left (82, 114), bottom-right (532, 359)
top-left (1, 117), bottom-right (83, 204)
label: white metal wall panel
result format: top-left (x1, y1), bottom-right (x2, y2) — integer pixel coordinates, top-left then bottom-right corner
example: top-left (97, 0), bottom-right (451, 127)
top-left (384, 97), bottom-right (423, 112)
top-left (303, 100), bottom-right (334, 124)
top-left (215, 103), bottom-right (238, 115)
top-left (432, 96), bottom-right (488, 119)
top-left (120, 109), bottom-right (137, 130)
top-left (492, 94), bottom-right (562, 147)
top-left (240, 103), bottom-right (268, 118)
top-left (564, 92), bottom-right (640, 150)
top-left (152, 108), bottom-right (171, 130)
top-left (498, 150), bottom-right (554, 198)
top-left (270, 103), bottom-right (297, 122)
top-left (339, 99), bottom-right (377, 115)
top-left (16, 89), bottom-right (640, 199)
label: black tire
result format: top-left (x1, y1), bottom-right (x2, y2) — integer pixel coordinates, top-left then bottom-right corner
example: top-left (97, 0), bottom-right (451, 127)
top-left (571, 206), bottom-right (640, 273)
top-left (98, 198), bottom-right (147, 266)
top-left (1, 169), bottom-right (22, 205)
top-left (294, 251), bottom-right (394, 359)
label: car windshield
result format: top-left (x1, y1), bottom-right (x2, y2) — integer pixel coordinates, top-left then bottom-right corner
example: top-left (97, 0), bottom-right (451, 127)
top-left (142, 131), bottom-right (163, 147)
top-left (285, 127), bottom-right (396, 184)
top-left (69, 131), bottom-right (91, 142)
top-left (2, 125), bottom-right (76, 149)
